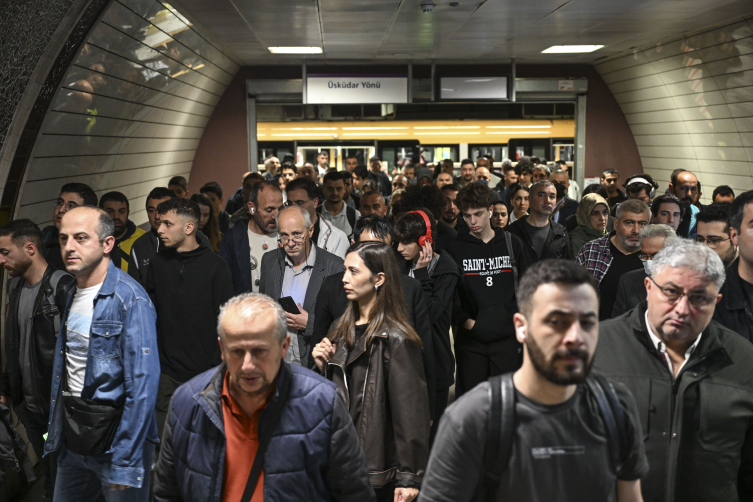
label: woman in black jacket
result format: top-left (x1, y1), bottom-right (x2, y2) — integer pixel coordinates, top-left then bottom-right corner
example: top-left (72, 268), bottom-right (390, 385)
top-left (394, 209), bottom-right (460, 440)
top-left (312, 241), bottom-right (430, 502)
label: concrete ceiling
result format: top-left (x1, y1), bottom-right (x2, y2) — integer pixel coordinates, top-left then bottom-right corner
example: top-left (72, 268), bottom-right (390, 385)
top-left (171, 0), bottom-right (753, 65)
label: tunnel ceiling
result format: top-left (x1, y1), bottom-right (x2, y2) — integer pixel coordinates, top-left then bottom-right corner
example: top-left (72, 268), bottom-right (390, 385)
top-left (171, 0), bottom-right (753, 65)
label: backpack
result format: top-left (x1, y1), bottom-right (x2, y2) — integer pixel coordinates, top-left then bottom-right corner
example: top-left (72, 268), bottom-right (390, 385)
top-left (482, 373), bottom-right (629, 502)
top-left (0, 401), bottom-right (36, 490)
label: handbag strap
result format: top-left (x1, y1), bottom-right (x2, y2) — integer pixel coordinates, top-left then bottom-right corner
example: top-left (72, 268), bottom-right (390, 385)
top-left (240, 362), bottom-right (292, 502)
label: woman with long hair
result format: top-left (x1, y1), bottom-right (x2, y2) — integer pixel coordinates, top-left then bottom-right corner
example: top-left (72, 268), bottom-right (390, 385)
top-left (312, 241), bottom-right (430, 502)
top-left (190, 193), bottom-right (221, 252)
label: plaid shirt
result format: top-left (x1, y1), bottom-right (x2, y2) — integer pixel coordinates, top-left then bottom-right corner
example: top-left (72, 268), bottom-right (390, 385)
top-left (576, 233), bottom-right (613, 286)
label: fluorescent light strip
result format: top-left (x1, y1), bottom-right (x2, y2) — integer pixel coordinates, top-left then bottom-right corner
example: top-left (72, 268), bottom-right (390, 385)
top-left (542, 45), bottom-right (603, 54)
top-left (342, 133), bottom-right (404, 136)
top-left (341, 127), bottom-right (410, 130)
top-left (486, 131), bottom-right (549, 134)
top-left (486, 125), bottom-right (551, 129)
top-left (413, 126), bottom-right (481, 130)
top-left (268, 47), bottom-right (323, 54)
top-left (271, 133), bottom-right (335, 137)
top-left (418, 132), bottom-right (481, 135)
top-left (270, 127), bottom-right (337, 131)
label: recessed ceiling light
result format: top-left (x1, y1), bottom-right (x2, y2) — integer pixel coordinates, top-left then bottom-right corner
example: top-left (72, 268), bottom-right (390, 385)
top-left (542, 45), bottom-right (604, 53)
top-left (268, 47), bottom-right (323, 54)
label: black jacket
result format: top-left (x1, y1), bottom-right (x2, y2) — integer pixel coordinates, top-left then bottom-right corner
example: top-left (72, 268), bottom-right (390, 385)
top-left (42, 225), bottom-right (65, 271)
top-left (506, 215), bottom-right (573, 263)
top-left (127, 228), bottom-right (160, 286)
top-left (436, 221), bottom-right (457, 253)
top-left (411, 252), bottom-right (460, 390)
top-left (311, 271), bottom-right (438, 417)
top-left (0, 267), bottom-right (73, 412)
top-left (594, 304), bottom-right (753, 502)
top-left (611, 268), bottom-right (648, 319)
top-left (714, 258), bottom-right (753, 343)
top-left (445, 228), bottom-right (531, 350)
top-left (554, 197), bottom-right (579, 223)
top-left (146, 236), bottom-right (234, 382)
top-left (219, 218), bottom-right (255, 295)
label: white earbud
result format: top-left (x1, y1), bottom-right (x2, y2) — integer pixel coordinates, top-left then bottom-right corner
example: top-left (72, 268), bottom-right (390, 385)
top-left (489, 211), bottom-right (493, 217)
top-left (518, 326), bottom-right (526, 339)
top-left (250, 207), bottom-right (255, 214)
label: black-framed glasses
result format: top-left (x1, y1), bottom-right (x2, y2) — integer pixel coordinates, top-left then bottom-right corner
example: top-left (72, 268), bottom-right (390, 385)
top-left (695, 236), bottom-right (731, 250)
top-left (284, 199), bottom-right (310, 208)
top-left (648, 276), bottom-right (716, 308)
top-left (278, 233), bottom-right (305, 245)
top-left (55, 200), bottom-right (79, 211)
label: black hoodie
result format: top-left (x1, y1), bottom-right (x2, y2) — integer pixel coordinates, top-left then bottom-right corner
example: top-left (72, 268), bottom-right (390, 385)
top-left (145, 235), bottom-right (234, 382)
top-left (445, 227), bottom-right (531, 350)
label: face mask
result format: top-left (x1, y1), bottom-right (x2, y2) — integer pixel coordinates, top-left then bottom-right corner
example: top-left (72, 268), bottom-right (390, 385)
top-left (477, 179), bottom-right (489, 185)
top-left (642, 258), bottom-right (653, 276)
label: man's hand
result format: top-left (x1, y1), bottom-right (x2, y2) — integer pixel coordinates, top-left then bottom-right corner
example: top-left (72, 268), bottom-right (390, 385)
top-left (286, 304), bottom-right (309, 331)
top-left (109, 484), bottom-right (131, 491)
top-left (464, 319), bottom-right (476, 331)
top-left (394, 487), bottom-right (419, 502)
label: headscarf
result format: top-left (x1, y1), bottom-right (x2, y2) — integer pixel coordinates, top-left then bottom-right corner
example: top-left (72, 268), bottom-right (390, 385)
top-left (576, 193), bottom-right (610, 230)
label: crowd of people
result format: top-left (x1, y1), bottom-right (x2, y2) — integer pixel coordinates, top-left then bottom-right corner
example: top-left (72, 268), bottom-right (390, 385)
top-left (0, 153), bottom-right (752, 502)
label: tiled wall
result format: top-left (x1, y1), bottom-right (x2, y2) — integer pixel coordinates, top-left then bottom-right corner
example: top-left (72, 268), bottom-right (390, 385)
top-left (16, 0), bottom-right (239, 227)
top-left (595, 17), bottom-right (753, 203)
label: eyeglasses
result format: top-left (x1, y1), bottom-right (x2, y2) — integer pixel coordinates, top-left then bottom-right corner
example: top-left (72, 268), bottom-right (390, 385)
top-left (278, 233), bottom-right (305, 245)
top-left (55, 200), bottom-right (79, 211)
top-left (284, 199), bottom-right (310, 208)
top-left (648, 276), bottom-right (716, 309)
top-left (639, 252), bottom-right (659, 261)
top-left (694, 236), bottom-right (731, 250)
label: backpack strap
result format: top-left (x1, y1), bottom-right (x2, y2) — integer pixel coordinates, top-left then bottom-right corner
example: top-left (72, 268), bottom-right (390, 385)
top-left (45, 270), bottom-right (68, 334)
top-left (484, 373), bottom-right (515, 502)
top-left (503, 231), bottom-right (519, 293)
top-left (346, 206), bottom-right (357, 237)
top-left (586, 374), bottom-right (629, 474)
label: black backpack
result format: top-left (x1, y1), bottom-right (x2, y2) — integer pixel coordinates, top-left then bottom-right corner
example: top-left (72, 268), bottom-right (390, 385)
top-left (0, 402), bottom-right (36, 491)
top-left (482, 373), bottom-right (629, 502)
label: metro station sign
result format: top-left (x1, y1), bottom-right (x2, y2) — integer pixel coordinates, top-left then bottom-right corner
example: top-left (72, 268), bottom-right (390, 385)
top-left (306, 74), bottom-right (408, 104)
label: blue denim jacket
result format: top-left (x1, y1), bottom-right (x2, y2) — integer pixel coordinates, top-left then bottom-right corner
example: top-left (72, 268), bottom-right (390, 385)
top-left (45, 261), bottom-right (160, 488)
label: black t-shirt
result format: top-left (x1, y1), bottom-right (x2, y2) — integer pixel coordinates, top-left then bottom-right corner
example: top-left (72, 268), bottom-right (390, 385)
top-left (599, 240), bottom-right (643, 320)
top-left (524, 221), bottom-right (549, 259)
top-left (741, 278), bottom-right (753, 318)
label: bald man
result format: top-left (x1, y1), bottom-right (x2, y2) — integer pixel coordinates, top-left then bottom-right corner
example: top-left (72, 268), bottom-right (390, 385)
top-left (360, 191), bottom-right (389, 218)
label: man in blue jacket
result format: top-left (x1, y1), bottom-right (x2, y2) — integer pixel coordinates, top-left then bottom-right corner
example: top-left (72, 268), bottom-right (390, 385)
top-left (45, 207), bottom-right (159, 502)
top-left (154, 293), bottom-right (374, 502)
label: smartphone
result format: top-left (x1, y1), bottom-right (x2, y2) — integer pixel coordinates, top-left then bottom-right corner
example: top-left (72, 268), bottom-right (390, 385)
top-left (278, 296), bottom-right (301, 315)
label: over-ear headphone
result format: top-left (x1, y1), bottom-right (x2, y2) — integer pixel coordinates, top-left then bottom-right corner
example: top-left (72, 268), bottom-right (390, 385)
top-left (408, 210), bottom-right (433, 246)
top-left (625, 176), bottom-right (658, 199)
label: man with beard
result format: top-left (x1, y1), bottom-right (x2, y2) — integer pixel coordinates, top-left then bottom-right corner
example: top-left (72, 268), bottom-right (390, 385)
top-left (454, 159), bottom-right (475, 190)
top-left (0, 220), bottom-right (74, 500)
top-left (220, 181), bottom-right (283, 294)
top-left (440, 184), bottom-right (468, 234)
top-left (696, 203), bottom-right (736, 268)
top-left (420, 260), bottom-right (648, 502)
top-left (596, 240), bottom-right (753, 502)
top-left (99, 191), bottom-right (145, 273)
top-left (577, 199), bottom-right (650, 320)
top-left (668, 170), bottom-right (700, 238)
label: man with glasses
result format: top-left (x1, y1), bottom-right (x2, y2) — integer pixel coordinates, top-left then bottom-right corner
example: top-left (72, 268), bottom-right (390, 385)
top-left (259, 206), bottom-right (343, 367)
top-left (285, 177), bottom-right (348, 259)
top-left (612, 224), bottom-right (677, 318)
top-left (577, 199), bottom-right (650, 320)
top-left (595, 239), bottom-right (753, 502)
top-left (695, 203), bottom-right (736, 268)
top-left (42, 183), bottom-right (98, 271)
top-left (668, 170), bottom-right (700, 238)
top-left (715, 191), bottom-right (753, 342)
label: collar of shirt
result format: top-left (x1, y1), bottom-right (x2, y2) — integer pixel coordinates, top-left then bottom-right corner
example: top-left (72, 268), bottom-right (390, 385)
top-left (284, 244), bottom-right (317, 271)
top-left (644, 310), bottom-right (702, 376)
top-left (321, 202), bottom-right (346, 219)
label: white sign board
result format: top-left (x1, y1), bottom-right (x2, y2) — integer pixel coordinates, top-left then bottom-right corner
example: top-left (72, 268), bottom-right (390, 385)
top-left (440, 77), bottom-right (508, 100)
top-left (558, 79), bottom-right (575, 91)
top-left (306, 75), bottom-right (408, 104)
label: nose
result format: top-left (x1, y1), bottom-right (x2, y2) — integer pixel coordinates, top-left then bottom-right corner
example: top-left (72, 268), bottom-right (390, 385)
top-left (241, 352), bottom-right (257, 372)
top-left (563, 321), bottom-right (586, 346)
top-left (673, 294), bottom-right (692, 316)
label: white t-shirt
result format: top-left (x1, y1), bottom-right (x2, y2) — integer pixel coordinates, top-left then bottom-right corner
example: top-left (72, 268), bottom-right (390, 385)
top-left (66, 283), bottom-right (102, 396)
top-left (247, 227), bottom-right (278, 292)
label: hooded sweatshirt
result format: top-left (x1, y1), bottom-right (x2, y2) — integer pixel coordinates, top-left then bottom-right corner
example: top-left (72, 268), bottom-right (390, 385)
top-left (446, 227), bottom-right (531, 350)
top-left (145, 235), bottom-right (234, 382)
top-left (568, 193), bottom-right (610, 257)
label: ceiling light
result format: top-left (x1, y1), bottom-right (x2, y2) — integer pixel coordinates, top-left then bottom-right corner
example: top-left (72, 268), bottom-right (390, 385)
top-left (268, 47), bottom-right (323, 54)
top-left (542, 45), bottom-right (604, 54)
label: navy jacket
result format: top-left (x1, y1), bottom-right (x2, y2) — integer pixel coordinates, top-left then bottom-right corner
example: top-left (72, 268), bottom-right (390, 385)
top-left (219, 219), bottom-right (253, 295)
top-left (153, 362), bottom-right (374, 502)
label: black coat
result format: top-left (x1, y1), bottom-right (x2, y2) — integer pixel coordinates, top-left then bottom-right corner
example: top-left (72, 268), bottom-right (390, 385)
top-left (610, 268), bottom-right (648, 319)
top-left (506, 215), bottom-right (573, 263)
top-left (594, 304), bottom-right (753, 502)
top-left (311, 271), bottom-right (437, 418)
top-left (554, 197), bottom-right (579, 224)
top-left (714, 257), bottom-right (753, 343)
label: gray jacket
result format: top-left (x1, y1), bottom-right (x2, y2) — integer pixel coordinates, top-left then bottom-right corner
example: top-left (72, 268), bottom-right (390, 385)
top-left (260, 245), bottom-right (344, 367)
top-left (593, 304), bottom-right (753, 502)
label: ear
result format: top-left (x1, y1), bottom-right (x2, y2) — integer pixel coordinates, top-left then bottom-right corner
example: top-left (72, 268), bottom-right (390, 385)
top-left (513, 313), bottom-right (527, 343)
top-left (185, 220), bottom-right (196, 235)
top-left (280, 333), bottom-right (291, 360)
top-left (307, 224), bottom-right (315, 239)
top-left (374, 272), bottom-right (386, 288)
top-left (218, 336), bottom-right (225, 362)
top-left (102, 235), bottom-right (116, 255)
top-left (644, 275), bottom-right (652, 297)
top-left (313, 197), bottom-right (319, 208)
top-left (247, 200), bottom-right (256, 214)
top-left (730, 226), bottom-right (739, 248)
top-left (24, 241), bottom-right (37, 257)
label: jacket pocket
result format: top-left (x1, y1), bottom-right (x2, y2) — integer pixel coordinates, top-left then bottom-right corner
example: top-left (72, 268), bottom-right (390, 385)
top-left (90, 322), bottom-right (123, 359)
top-left (698, 381), bottom-right (750, 452)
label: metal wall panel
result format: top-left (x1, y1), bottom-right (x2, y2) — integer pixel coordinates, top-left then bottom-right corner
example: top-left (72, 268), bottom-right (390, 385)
top-left (18, 0), bottom-right (238, 227)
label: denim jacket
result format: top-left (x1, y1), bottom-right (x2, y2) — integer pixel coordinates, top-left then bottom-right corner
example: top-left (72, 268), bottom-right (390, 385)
top-left (45, 261), bottom-right (160, 488)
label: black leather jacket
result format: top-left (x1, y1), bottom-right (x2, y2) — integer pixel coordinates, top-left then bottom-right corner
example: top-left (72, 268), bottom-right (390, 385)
top-left (0, 266), bottom-right (73, 412)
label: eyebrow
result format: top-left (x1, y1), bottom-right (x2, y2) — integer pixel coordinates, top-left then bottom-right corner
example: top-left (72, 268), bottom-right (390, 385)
top-left (547, 309), bottom-right (597, 318)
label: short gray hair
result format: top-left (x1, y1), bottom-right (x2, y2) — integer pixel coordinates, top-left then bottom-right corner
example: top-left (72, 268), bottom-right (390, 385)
top-left (217, 293), bottom-right (287, 343)
top-left (615, 199), bottom-right (650, 220)
top-left (276, 205), bottom-right (312, 230)
top-left (532, 164), bottom-right (551, 176)
top-left (638, 224), bottom-right (679, 245)
top-left (652, 239), bottom-right (726, 290)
